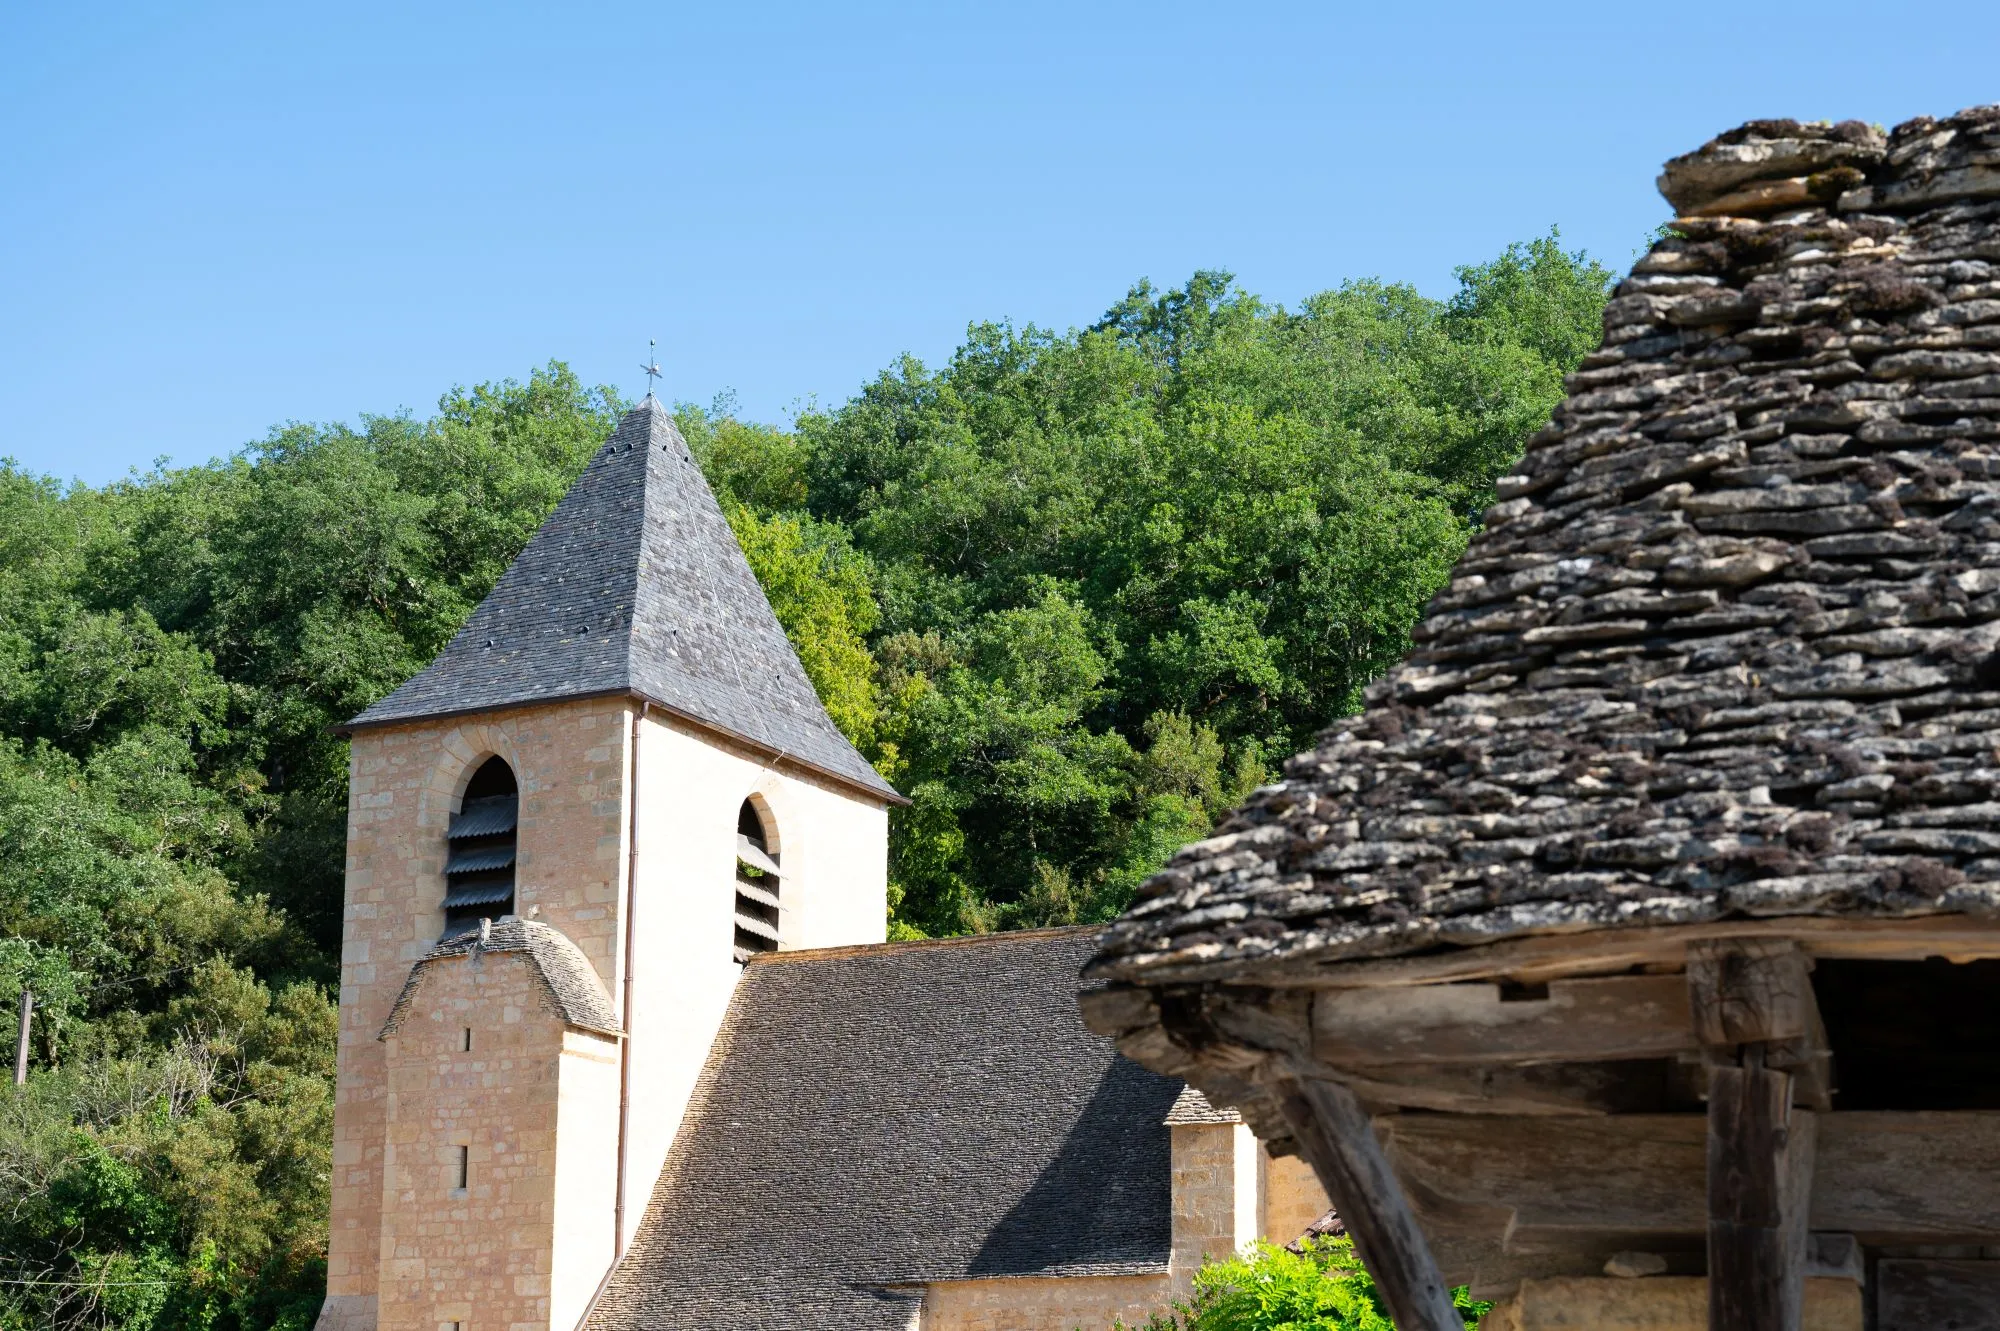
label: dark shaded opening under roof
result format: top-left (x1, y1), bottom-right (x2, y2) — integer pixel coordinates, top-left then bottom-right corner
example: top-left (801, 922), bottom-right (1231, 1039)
top-left (1814, 958), bottom-right (2000, 1111)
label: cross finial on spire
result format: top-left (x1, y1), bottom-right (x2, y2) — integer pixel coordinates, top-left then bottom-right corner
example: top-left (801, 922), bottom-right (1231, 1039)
top-left (641, 339), bottom-right (663, 399)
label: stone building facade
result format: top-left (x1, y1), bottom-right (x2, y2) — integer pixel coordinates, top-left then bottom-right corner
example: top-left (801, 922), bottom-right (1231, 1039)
top-left (313, 397), bottom-right (1327, 1331)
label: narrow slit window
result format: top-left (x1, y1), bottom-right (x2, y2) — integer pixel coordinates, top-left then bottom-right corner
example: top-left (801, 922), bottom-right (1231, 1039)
top-left (733, 800), bottom-right (780, 964)
top-left (444, 757), bottom-right (517, 932)
top-left (461, 1027), bottom-right (473, 1052)
top-left (454, 1145), bottom-right (469, 1190)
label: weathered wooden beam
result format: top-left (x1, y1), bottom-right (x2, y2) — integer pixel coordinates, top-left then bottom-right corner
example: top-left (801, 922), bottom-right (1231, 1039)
top-left (1256, 916), bottom-right (2000, 990)
top-left (1813, 1111), bottom-right (2000, 1239)
top-left (1706, 1055), bottom-right (1815, 1331)
top-left (1687, 939), bottom-right (1814, 1048)
top-left (1876, 1259), bottom-right (2000, 1331)
top-left (1686, 936), bottom-right (1834, 1110)
top-left (1376, 1111), bottom-right (2000, 1245)
top-left (1332, 1057), bottom-right (1681, 1117)
top-left (1379, 1112), bottom-right (1709, 1243)
top-left (1312, 974), bottom-right (1696, 1066)
top-left (1271, 1073), bottom-right (1464, 1331)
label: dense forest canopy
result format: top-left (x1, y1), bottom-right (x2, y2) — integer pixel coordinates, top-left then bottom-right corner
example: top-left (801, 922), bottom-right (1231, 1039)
top-left (0, 235), bottom-right (1610, 1329)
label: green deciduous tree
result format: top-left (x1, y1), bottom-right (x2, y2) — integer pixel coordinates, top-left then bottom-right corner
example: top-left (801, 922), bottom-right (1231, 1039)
top-left (802, 231), bottom-right (1610, 929)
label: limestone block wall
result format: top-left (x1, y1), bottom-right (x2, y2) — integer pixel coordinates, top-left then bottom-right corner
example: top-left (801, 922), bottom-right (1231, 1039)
top-left (918, 1273), bottom-right (1175, 1331)
top-left (330, 697), bottom-right (629, 1310)
top-left (1477, 1276), bottom-right (1863, 1330)
top-left (377, 950), bottom-right (573, 1331)
top-left (1259, 1149), bottom-right (1332, 1247)
top-left (1169, 1121), bottom-right (1261, 1289)
top-left (329, 694), bottom-right (894, 1310)
top-left (549, 1028), bottom-right (621, 1331)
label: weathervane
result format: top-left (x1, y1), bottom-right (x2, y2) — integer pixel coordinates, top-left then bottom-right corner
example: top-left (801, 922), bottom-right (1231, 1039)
top-left (641, 339), bottom-right (662, 398)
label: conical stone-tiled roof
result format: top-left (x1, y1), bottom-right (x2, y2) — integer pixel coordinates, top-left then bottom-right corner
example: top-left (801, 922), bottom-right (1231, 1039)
top-left (348, 397), bottom-right (898, 802)
top-left (1091, 107), bottom-right (2000, 984)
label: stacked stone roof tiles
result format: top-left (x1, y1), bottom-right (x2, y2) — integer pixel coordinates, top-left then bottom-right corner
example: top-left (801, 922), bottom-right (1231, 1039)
top-left (379, 918), bottom-right (621, 1038)
top-left (1091, 107), bottom-right (2000, 985)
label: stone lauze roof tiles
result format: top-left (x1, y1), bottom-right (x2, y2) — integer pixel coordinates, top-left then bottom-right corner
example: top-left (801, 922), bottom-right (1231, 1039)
top-left (380, 918), bottom-right (621, 1038)
top-left (1094, 107), bottom-right (2000, 983)
top-left (347, 398), bottom-right (896, 801)
top-left (586, 929), bottom-right (1180, 1331)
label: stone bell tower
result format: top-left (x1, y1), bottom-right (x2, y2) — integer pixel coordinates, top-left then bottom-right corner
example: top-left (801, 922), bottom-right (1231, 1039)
top-left (314, 397), bottom-right (898, 1331)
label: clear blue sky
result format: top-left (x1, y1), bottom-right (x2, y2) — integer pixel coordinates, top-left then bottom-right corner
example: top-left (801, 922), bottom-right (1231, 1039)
top-left (5, 2), bottom-right (1998, 485)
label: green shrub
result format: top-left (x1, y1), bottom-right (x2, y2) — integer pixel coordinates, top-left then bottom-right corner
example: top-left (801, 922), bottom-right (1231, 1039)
top-left (1114, 1235), bottom-right (1491, 1331)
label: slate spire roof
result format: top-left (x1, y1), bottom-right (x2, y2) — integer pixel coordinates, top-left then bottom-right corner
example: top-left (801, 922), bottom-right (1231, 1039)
top-left (1091, 106), bottom-right (2000, 984)
top-left (347, 397), bottom-right (898, 802)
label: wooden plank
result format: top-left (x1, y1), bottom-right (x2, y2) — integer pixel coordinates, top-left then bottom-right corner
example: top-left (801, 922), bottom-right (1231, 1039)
top-left (1257, 916), bottom-right (2000, 990)
top-left (1271, 1074), bottom-right (1464, 1331)
top-left (1814, 1111), bottom-right (2000, 1240)
top-left (1876, 1259), bottom-right (2000, 1331)
top-left (1312, 974), bottom-right (1696, 1066)
top-left (1375, 1111), bottom-right (2000, 1246)
top-left (1332, 1058), bottom-right (1680, 1117)
top-left (1687, 940), bottom-right (1813, 1047)
top-left (1378, 1113), bottom-right (1708, 1243)
top-left (1707, 1059), bottom-right (1814, 1331)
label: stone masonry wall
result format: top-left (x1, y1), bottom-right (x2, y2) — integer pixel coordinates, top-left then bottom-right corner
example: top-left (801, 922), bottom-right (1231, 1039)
top-left (1260, 1149), bottom-right (1333, 1247)
top-left (1169, 1121), bottom-right (1260, 1289)
top-left (614, 708), bottom-right (889, 1251)
top-left (1477, 1276), bottom-right (1862, 1330)
top-left (378, 950), bottom-right (568, 1331)
top-left (919, 1273), bottom-right (1174, 1331)
top-left (329, 694), bottom-right (894, 1322)
top-left (330, 697), bottom-right (631, 1311)
top-left (549, 1028), bottom-right (621, 1331)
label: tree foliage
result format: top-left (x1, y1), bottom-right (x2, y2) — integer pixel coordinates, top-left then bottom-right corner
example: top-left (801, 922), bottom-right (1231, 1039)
top-left (798, 232), bottom-right (1611, 931)
top-left (0, 236), bottom-right (1609, 1327)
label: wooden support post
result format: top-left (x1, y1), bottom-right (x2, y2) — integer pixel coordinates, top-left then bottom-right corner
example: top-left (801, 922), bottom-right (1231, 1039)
top-left (1707, 1050), bottom-right (1815, 1330)
top-left (1689, 940), bottom-right (1821, 1331)
top-left (1272, 1072), bottom-right (1463, 1331)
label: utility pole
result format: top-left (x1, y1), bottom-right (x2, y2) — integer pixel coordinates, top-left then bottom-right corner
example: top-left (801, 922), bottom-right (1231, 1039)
top-left (12, 989), bottom-right (30, 1087)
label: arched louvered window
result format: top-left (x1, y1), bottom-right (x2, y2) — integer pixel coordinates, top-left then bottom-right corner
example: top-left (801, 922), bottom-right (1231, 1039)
top-left (445, 757), bottom-right (517, 932)
top-left (733, 800), bottom-right (780, 963)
